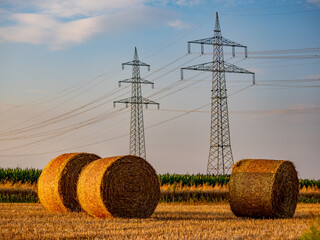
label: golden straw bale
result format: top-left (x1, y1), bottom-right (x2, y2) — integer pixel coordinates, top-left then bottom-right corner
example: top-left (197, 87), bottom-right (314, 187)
top-left (77, 155), bottom-right (160, 218)
top-left (229, 159), bottom-right (299, 219)
top-left (38, 153), bottom-right (100, 213)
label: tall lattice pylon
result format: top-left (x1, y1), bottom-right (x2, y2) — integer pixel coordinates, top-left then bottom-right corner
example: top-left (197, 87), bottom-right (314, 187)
top-left (114, 47), bottom-right (159, 160)
top-left (181, 12), bottom-right (255, 175)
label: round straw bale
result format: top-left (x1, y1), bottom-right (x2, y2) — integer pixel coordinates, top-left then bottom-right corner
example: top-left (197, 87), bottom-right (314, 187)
top-left (77, 155), bottom-right (160, 218)
top-left (229, 159), bottom-right (299, 219)
top-left (38, 153), bottom-right (100, 213)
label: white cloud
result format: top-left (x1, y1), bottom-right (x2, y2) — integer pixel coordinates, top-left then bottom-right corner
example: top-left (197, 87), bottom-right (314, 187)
top-left (37, 0), bottom-right (147, 18)
top-left (168, 19), bottom-right (191, 29)
top-left (0, 0), bottom-right (203, 50)
top-left (306, 0), bottom-right (320, 8)
top-left (175, 0), bottom-right (201, 5)
top-left (0, 6), bottom-right (170, 50)
top-left (0, 0), bottom-right (147, 18)
top-left (304, 74), bottom-right (320, 79)
top-left (0, 14), bottom-right (59, 45)
top-left (151, 0), bottom-right (200, 6)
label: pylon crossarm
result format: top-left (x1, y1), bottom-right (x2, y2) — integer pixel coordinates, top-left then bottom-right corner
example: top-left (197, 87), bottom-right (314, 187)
top-left (188, 37), bottom-right (246, 55)
top-left (114, 97), bottom-right (138, 105)
top-left (223, 62), bottom-right (253, 74)
top-left (118, 78), bottom-right (154, 88)
top-left (189, 37), bottom-right (245, 48)
top-left (122, 60), bottom-right (150, 70)
top-left (181, 61), bottom-right (254, 80)
top-left (113, 97), bottom-right (131, 108)
top-left (118, 78), bottom-right (132, 87)
top-left (180, 61), bottom-right (213, 80)
top-left (114, 97), bottom-right (159, 108)
top-left (221, 37), bottom-right (245, 48)
top-left (181, 61), bottom-right (215, 80)
top-left (141, 97), bottom-right (159, 108)
top-left (223, 62), bottom-right (255, 84)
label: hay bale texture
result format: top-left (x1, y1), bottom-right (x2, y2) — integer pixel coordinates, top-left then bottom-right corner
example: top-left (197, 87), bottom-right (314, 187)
top-left (229, 159), bottom-right (299, 219)
top-left (77, 155), bottom-right (160, 218)
top-left (38, 153), bottom-right (100, 213)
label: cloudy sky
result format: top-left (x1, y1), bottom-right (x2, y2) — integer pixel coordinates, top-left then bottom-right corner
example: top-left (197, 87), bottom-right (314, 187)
top-left (0, 0), bottom-right (319, 179)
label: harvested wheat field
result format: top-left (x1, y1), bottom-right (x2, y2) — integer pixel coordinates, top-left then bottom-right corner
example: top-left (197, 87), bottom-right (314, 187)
top-left (0, 203), bottom-right (319, 239)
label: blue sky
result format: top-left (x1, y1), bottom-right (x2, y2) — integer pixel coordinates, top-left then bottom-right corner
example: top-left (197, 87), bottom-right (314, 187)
top-left (0, 0), bottom-right (319, 178)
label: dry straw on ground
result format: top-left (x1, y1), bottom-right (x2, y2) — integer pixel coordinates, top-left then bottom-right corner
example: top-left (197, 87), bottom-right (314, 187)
top-left (2, 203), bottom-right (320, 239)
top-left (229, 159), bottom-right (299, 219)
top-left (77, 155), bottom-right (160, 218)
top-left (38, 153), bottom-right (100, 213)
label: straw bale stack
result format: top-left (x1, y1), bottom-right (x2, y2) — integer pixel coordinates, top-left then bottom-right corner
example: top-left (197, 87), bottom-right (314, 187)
top-left (229, 159), bottom-right (299, 218)
top-left (38, 153), bottom-right (100, 213)
top-left (77, 155), bottom-right (160, 218)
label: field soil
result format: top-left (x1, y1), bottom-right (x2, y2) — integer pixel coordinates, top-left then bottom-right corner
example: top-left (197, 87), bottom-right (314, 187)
top-left (0, 203), bottom-right (319, 239)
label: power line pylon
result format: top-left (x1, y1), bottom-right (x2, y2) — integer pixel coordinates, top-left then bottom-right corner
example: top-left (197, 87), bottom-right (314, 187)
top-left (181, 12), bottom-right (255, 176)
top-left (114, 47), bottom-right (159, 160)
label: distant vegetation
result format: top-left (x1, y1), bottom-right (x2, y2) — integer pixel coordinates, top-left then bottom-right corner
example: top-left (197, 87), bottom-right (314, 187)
top-left (0, 168), bottom-right (319, 203)
top-left (159, 173), bottom-right (229, 187)
top-left (0, 192), bottom-right (38, 203)
top-left (0, 168), bottom-right (320, 188)
top-left (0, 168), bottom-right (41, 184)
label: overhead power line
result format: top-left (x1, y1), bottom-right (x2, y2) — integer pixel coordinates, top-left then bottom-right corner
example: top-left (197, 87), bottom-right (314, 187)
top-left (223, 8), bottom-right (320, 16)
top-left (0, 107), bottom-right (127, 151)
top-left (190, 47), bottom-right (320, 56)
top-left (0, 84), bottom-right (253, 158)
top-left (0, 53), bottom-right (193, 138)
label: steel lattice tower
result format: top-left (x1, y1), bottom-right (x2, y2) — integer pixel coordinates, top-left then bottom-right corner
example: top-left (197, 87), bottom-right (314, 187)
top-left (181, 12), bottom-right (255, 175)
top-left (114, 47), bottom-right (159, 160)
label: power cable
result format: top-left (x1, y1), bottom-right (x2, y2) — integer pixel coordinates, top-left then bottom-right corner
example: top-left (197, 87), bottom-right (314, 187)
top-left (0, 107), bottom-right (127, 151)
top-left (0, 86), bottom-right (128, 136)
top-left (223, 8), bottom-right (320, 16)
top-left (145, 85), bottom-right (253, 129)
top-left (0, 53), bottom-right (193, 137)
top-left (0, 85), bottom-right (253, 158)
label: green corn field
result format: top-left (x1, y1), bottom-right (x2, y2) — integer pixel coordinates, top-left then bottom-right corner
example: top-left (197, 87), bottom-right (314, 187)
top-left (0, 168), bottom-right (41, 184)
top-left (0, 168), bottom-right (319, 189)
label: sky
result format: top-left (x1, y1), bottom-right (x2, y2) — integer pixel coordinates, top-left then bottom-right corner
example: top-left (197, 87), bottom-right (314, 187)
top-left (0, 0), bottom-right (319, 179)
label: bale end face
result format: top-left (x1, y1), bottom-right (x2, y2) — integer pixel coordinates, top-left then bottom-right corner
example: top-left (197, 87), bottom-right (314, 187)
top-left (78, 155), bottom-right (161, 219)
top-left (38, 153), bottom-right (101, 213)
top-left (229, 159), bottom-right (299, 219)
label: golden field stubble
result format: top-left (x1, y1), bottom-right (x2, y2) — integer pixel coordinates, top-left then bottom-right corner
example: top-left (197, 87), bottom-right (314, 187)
top-left (0, 203), bottom-right (319, 239)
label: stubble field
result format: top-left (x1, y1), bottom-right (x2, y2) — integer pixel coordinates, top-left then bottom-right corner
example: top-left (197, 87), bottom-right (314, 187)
top-left (0, 203), bottom-right (319, 239)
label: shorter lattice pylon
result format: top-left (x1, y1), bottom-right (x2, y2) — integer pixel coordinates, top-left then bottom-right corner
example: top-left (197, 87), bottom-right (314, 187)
top-left (114, 47), bottom-right (159, 160)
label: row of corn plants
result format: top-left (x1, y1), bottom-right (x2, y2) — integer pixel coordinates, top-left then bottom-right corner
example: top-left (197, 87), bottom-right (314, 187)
top-left (0, 168), bottom-right (319, 188)
top-left (159, 174), bottom-right (320, 189)
top-left (0, 168), bottom-right (41, 184)
top-left (299, 179), bottom-right (320, 189)
top-left (159, 192), bottom-right (320, 203)
top-left (159, 174), bottom-right (230, 187)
